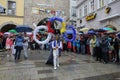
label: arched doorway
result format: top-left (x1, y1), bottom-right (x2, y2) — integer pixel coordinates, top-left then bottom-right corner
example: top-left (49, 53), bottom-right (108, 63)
top-left (0, 24), bottom-right (16, 32)
top-left (105, 25), bottom-right (117, 31)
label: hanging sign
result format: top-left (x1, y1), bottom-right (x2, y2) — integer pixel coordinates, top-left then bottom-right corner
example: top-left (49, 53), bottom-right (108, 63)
top-left (105, 7), bottom-right (111, 14)
top-left (86, 13), bottom-right (96, 21)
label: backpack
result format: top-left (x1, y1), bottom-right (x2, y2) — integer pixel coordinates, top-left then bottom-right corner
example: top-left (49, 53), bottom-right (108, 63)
top-left (15, 36), bottom-right (23, 46)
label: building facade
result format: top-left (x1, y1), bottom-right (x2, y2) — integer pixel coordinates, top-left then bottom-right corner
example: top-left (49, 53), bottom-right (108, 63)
top-left (69, 0), bottom-right (78, 27)
top-left (24, 0), bottom-right (70, 28)
top-left (0, 0), bottom-right (24, 32)
top-left (76, 0), bottom-right (120, 30)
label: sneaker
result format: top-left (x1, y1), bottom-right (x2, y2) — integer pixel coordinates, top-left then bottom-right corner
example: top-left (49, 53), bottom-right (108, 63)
top-left (54, 67), bottom-right (57, 70)
top-left (114, 58), bottom-right (117, 63)
top-left (57, 65), bottom-right (60, 67)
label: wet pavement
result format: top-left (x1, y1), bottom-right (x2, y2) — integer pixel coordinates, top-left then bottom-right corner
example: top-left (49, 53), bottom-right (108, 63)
top-left (0, 50), bottom-right (120, 80)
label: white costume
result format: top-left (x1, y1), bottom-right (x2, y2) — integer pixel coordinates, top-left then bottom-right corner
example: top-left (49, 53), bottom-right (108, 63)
top-left (52, 40), bottom-right (62, 69)
top-left (23, 36), bottom-right (29, 59)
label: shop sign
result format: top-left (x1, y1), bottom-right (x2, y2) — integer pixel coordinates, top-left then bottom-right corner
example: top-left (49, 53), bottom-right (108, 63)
top-left (105, 7), bottom-right (111, 14)
top-left (86, 13), bottom-right (96, 21)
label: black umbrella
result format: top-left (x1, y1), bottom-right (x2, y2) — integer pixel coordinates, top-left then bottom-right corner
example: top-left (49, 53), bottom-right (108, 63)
top-left (15, 25), bottom-right (33, 32)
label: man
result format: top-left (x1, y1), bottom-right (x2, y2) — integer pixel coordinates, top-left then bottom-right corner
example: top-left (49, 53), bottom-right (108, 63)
top-left (23, 32), bottom-right (29, 59)
top-left (14, 33), bottom-right (24, 62)
top-left (52, 35), bottom-right (62, 70)
top-left (101, 35), bottom-right (109, 64)
top-left (95, 34), bottom-right (102, 61)
top-left (112, 34), bottom-right (120, 62)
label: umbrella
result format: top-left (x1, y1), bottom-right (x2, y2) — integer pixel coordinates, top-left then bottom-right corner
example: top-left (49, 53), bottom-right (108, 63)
top-left (66, 30), bottom-right (73, 34)
top-left (95, 29), bottom-right (106, 32)
top-left (15, 25), bottom-right (33, 32)
top-left (102, 27), bottom-right (114, 31)
top-left (26, 32), bottom-right (33, 35)
top-left (9, 29), bottom-right (17, 34)
top-left (4, 32), bottom-right (10, 35)
top-left (106, 31), bottom-right (118, 34)
top-left (80, 28), bottom-right (89, 32)
top-left (106, 25), bottom-right (117, 31)
top-left (87, 30), bottom-right (96, 35)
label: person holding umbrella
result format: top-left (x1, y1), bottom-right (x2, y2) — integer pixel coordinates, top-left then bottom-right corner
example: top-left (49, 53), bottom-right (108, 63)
top-left (5, 35), bottom-right (13, 61)
top-left (14, 33), bottom-right (24, 62)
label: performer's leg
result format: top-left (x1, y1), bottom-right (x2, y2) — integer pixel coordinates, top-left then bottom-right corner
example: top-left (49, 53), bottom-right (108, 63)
top-left (57, 56), bottom-right (59, 67)
top-left (53, 50), bottom-right (57, 69)
top-left (56, 49), bottom-right (59, 67)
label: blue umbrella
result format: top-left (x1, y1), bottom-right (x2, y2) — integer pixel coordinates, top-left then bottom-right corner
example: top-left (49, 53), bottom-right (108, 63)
top-left (15, 25), bottom-right (33, 32)
top-left (66, 30), bottom-right (73, 34)
top-left (87, 30), bottom-right (96, 35)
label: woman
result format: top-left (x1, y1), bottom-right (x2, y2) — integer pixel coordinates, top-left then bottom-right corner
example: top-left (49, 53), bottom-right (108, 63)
top-left (6, 35), bottom-right (13, 61)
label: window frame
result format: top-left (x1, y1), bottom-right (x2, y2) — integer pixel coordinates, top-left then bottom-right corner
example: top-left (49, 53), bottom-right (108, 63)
top-left (7, 1), bottom-right (16, 15)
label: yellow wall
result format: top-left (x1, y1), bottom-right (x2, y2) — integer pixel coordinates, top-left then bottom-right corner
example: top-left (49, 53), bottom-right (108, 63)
top-left (0, 0), bottom-right (24, 26)
top-left (0, 16), bottom-right (23, 25)
top-left (0, 0), bottom-right (7, 8)
top-left (0, 0), bottom-right (24, 16)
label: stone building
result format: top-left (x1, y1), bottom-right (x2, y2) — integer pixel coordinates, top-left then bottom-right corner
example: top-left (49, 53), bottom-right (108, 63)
top-left (24, 0), bottom-right (70, 28)
top-left (75, 0), bottom-right (120, 30)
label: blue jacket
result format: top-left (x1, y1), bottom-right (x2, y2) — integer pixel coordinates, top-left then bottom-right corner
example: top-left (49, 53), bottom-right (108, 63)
top-left (76, 40), bottom-right (80, 47)
top-left (15, 36), bottom-right (24, 46)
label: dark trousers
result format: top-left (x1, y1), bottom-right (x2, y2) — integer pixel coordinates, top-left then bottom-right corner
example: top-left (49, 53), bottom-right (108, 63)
top-left (15, 46), bottom-right (23, 60)
top-left (77, 47), bottom-right (80, 54)
top-left (96, 47), bottom-right (102, 61)
top-left (114, 47), bottom-right (119, 62)
top-left (102, 51), bottom-right (109, 63)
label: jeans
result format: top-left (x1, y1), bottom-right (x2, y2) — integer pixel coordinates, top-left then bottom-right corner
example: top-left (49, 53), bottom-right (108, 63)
top-left (81, 45), bottom-right (85, 54)
top-left (15, 46), bottom-right (23, 61)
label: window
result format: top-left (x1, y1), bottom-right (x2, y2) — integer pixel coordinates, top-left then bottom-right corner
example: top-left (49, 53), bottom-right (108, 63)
top-left (8, 1), bottom-right (16, 15)
top-left (99, 0), bottom-right (104, 8)
top-left (84, 4), bottom-right (87, 16)
top-left (71, 7), bottom-right (76, 17)
top-left (89, 0), bottom-right (94, 13)
top-left (82, 6), bottom-right (84, 17)
top-left (79, 8), bottom-right (82, 18)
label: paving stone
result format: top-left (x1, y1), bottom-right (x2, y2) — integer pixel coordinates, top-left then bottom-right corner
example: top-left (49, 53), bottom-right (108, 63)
top-left (38, 69), bottom-right (53, 74)
top-left (0, 50), bottom-right (120, 80)
top-left (39, 77), bottom-right (58, 80)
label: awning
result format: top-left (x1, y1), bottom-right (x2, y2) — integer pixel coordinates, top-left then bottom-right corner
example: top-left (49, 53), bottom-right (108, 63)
top-left (98, 14), bottom-right (120, 22)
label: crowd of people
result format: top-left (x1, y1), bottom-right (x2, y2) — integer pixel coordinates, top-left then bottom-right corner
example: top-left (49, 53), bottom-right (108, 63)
top-left (0, 30), bottom-right (120, 67)
top-left (61, 32), bottom-right (120, 64)
top-left (0, 32), bottom-right (29, 62)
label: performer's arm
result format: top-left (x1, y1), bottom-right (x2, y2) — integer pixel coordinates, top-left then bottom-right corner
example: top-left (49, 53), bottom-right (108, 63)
top-left (52, 41), bottom-right (56, 50)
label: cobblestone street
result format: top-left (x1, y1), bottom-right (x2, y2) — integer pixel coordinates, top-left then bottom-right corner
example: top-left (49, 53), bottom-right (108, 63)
top-left (0, 50), bottom-right (120, 80)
